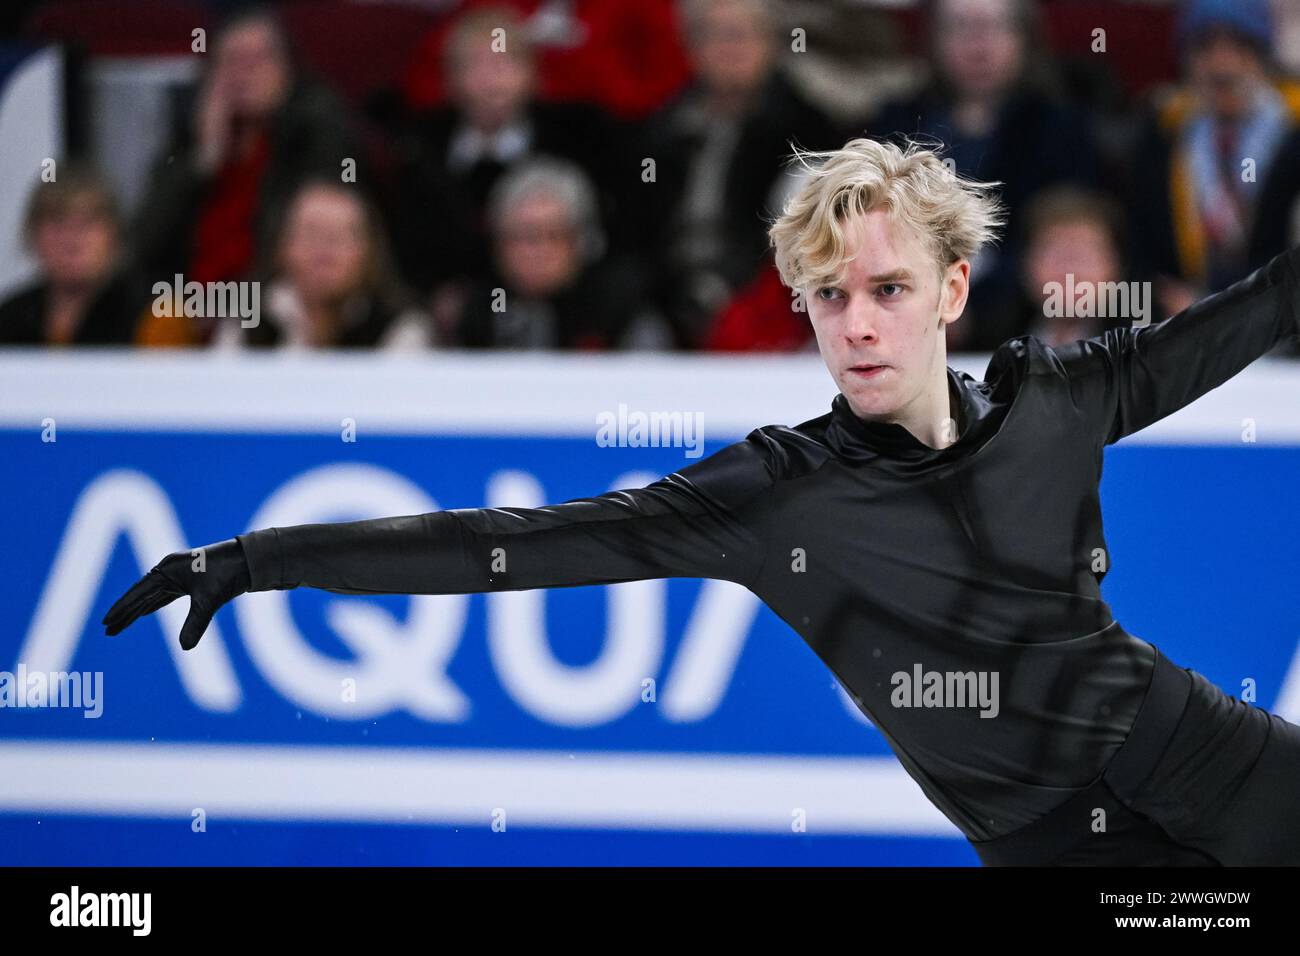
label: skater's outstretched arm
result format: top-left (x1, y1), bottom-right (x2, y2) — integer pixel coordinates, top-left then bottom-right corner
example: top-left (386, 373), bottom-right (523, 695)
top-left (1048, 244), bottom-right (1300, 446)
top-left (102, 430), bottom-right (777, 650)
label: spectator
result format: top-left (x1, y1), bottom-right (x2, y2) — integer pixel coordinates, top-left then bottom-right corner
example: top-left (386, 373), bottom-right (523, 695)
top-left (1130, 0), bottom-right (1299, 317)
top-left (987, 186), bottom-right (1130, 352)
top-left (866, 0), bottom-right (1101, 334)
top-left (0, 164), bottom-right (144, 346)
top-left (401, 0), bottom-right (692, 122)
top-left (1270, 0), bottom-right (1300, 78)
top-left (389, 4), bottom-right (633, 301)
top-left (210, 180), bottom-right (429, 350)
top-left (451, 157), bottom-right (669, 349)
top-left (133, 3), bottom-right (361, 344)
top-left (703, 257), bottom-right (813, 352)
top-left (629, 0), bottom-right (843, 348)
top-left (1248, 122), bottom-right (1300, 281)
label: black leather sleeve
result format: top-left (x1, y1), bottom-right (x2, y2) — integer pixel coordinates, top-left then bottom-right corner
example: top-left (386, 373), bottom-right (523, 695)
top-left (236, 429), bottom-right (777, 595)
top-left (1047, 245), bottom-right (1300, 446)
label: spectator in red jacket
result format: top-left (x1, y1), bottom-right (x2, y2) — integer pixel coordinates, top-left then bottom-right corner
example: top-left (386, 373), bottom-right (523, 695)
top-left (401, 0), bottom-right (691, 122)
top-left (704, 258), bottom-right (813, 352)
top-left (132, 3), bottom-right (362, 342)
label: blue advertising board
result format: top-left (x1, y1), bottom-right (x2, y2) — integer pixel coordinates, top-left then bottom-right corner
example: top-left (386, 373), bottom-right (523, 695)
top-left (2, 352), bottom-right (1297, 865)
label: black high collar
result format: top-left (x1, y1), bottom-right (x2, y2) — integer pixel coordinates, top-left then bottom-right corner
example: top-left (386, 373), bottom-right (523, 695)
top-left (825, 366), bottom-right (998, 466)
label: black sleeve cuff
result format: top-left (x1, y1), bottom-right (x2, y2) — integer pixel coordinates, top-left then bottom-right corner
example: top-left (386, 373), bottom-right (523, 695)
top-left (236, 527), bottom-right (285, 591)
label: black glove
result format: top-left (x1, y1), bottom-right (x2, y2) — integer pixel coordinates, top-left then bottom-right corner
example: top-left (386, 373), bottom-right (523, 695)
top-left (102, 537), bottom-right (252, 650)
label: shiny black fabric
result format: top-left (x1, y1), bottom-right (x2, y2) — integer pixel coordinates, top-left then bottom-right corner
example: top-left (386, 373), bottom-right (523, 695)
top-left (238, 246), bottom-right (1300, 846)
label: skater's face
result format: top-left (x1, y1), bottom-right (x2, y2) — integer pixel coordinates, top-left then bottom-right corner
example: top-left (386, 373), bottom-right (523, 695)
top-left (807, 208), bottom-right (968, 423)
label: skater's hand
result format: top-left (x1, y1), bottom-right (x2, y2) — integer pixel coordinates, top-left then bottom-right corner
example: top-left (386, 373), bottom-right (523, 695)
top-left (102, 538), bottom-right (252, 650)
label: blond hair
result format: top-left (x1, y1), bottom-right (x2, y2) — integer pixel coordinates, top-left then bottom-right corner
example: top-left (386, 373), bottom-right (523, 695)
top-left (767, 137), bottom-right (1006, 292)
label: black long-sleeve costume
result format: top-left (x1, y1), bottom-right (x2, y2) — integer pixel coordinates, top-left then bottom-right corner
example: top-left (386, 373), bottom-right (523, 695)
top-left (237, 247), bottom-right (1300, 858)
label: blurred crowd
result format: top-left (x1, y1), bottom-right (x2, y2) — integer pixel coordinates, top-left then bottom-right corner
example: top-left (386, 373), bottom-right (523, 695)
top-left (3, 0), bottom-right (1300, 356)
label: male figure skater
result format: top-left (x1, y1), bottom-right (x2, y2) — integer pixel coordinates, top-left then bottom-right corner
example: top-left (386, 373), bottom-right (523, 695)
top-left (104, 138), bottom-right (1300, 866)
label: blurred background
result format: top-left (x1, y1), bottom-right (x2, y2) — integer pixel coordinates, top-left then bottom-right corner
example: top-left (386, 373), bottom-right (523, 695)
top-left (1, 0), bottom-right (1299, 866)
top-left (3, 0), bottom-right (1300, 351)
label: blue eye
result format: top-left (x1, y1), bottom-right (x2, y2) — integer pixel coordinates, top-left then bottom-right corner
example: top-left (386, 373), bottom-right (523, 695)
top-left (817, 287), bottom-right (843, 301)
top-left (878, 283), bottom-right (905, 297)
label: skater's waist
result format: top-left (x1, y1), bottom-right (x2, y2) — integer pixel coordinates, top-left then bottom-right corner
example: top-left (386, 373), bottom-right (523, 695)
top-left (968, 643), bottom-right (1192, 865)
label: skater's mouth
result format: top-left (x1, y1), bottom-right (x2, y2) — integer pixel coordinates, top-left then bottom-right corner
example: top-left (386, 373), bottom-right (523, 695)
top-left (848, 364), bottom-right (890, 379)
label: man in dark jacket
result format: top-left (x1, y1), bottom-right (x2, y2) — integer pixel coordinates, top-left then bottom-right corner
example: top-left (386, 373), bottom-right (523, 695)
top-left (387, 5), bottom-right (633, 302)
top-left (866, 0), bottom-right (1100, 349)
top-left (627, 0), bottom-right (844, 348)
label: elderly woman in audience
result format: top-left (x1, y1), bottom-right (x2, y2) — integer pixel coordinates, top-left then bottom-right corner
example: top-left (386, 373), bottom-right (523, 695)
top-left (0, 164), bottom-right (144, 346)
top-left (450, 156), bottom-right (669, 350)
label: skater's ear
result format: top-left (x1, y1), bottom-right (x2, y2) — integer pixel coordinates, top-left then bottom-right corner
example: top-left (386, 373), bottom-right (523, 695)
top-left (937, 257), bottom-right (970, 326)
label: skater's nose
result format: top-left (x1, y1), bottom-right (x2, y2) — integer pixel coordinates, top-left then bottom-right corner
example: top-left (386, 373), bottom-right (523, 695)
top-left (842, 297), bottom-right (881, 343)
